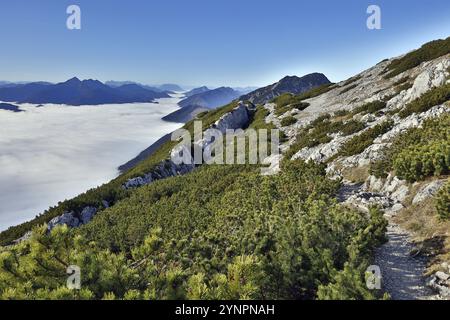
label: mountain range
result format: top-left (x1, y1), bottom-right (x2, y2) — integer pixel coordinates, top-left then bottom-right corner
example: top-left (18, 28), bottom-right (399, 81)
top-left (0, 78), bottom-right (170, 105)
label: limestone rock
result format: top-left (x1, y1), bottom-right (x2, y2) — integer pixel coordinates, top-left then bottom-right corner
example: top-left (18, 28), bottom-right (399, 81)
top-left (213, 102), bottom-right (250, 133)
top-left (80, 206), bottom-right (97, 225)
top-left (412, 180), bottom-right (446, 204)
top-left (47, 212), bottom-right (80, 231)
top-left (391, 185), bottom-right (409, 203)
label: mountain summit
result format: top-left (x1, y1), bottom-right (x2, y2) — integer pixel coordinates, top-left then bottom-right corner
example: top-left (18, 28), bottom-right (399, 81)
top-left (241, 72), bottom-right (331, 104)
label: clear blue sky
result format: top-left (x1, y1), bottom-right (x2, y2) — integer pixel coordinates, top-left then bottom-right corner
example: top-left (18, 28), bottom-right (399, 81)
top-left (0, 0), bottom-right (449, 87)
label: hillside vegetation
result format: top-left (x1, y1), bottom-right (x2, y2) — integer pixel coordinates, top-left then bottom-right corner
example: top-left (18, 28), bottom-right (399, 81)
top-left (384, 36), bottom-right (450, 79)
top-left (0, 161), bottom-right (387, 299)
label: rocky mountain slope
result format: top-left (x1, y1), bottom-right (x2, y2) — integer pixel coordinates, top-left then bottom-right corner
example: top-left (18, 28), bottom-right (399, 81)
top-left (259, 38), bottom-right (450, 298)
top-left (0, 37), bottom-right (449, 300)
top-left (240, 73), bottom-right (331, 104)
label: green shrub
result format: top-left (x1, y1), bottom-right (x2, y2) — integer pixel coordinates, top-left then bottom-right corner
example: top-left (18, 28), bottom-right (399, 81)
top-left (248, 106), bottom-right (287, 142)
top-left (271, 93), bottom-right (310, 116)
top-left (398, 83), bottom-right (450, 118)
top-left (435, 181), bottom-right (450, 220)
top-left (285, 117), bottom-right (342, 159)
top-left (280, 116), bottom-right (297, 127)
top-left (284, 114), bottom-right (366, 160)
top-left (334, 109), bottom-right (351, 117)
top-left (338, 121), bottom-right (394, 157)
top-left (393, 140), bottom-right (450, 182)
top-left (0, 161), bottom-right (388, 300)
top-left (196, 111), bottom-right (209, 118)
top-left (384, 37), bottom-right (450, 78)
top-left (369, 114), bottom-right (450, 179)
top-left (340, 120), bottom-right (366, 136)
top-left (295, 83), bottom-right (336, 100)
top-left (352, 101), bottom-right (386, 115)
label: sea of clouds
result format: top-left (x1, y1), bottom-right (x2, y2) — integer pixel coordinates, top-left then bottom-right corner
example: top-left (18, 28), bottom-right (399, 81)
top-left (0, 95), bottom-right (183, 231)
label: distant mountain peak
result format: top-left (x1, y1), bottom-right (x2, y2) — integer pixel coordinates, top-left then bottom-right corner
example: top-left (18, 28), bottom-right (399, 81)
top-left (66, 77), bottom-right (81, 84)
top-left (241, 72), bottom-right (331, 104)
top-left (179, 86), bottom-right (240, 109)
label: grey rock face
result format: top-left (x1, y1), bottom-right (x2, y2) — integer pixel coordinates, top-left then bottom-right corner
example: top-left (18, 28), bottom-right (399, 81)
top-left (123, 103), bottom-right (252, 190)
top-left (123, 174), bottom-right (153, 189)
top-left (345, 191), bottom-right (394, 212)
top-left (47, 212), bottom-right (80, 231)
top-left (412, 180), bottom-right (446, 204)
top-left (428, 272), bottom-right (450, 298)
top-left (123, 160), bottom-right (195, 189)
top-left (212, 102), bottom-right (250, 133)
top-left (47, 206), bottom-right (99, 232)
top-left (80, 206), bottom-right (97, 225)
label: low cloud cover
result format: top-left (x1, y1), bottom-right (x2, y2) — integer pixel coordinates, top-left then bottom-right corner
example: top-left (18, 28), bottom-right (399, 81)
top-left (0, 96), bottom-right (182, 231)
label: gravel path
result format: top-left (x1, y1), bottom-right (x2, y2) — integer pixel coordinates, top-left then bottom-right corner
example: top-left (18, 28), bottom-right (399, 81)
top-left (338, 183), bottom-right (436, 300)
top-left (374, 223), bottom-right (434, 300)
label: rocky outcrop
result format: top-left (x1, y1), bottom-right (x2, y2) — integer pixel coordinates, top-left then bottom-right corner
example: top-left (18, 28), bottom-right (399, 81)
top-left (212, 102), bottom-right (250, 133)
top-left (240, 73), bottom-right (331, 105)
top-left (123, 102), bottom-right (252, 190)
top-left (428, 267), bottom-right (450, 298)
top-left (412, 180), bottom-right (446, 204)
top-left (47, 206), bottom-right (98, 232)
top-left (123, 160), bottom-right (195, 189)
top-left (388, 58), bottom-right (449, 109)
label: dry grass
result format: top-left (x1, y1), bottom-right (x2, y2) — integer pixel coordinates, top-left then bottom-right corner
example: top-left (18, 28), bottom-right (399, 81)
top-left (341, 165), bottom-right (370, 183)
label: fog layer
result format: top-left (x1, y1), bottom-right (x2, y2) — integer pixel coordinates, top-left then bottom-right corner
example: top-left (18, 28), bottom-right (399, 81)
top-left (0, 95), bottom-right (183, 231)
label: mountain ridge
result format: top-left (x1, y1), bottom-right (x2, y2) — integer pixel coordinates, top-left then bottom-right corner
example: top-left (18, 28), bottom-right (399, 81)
top-left (178, 86), bottom-right (241, 109)
top-left (240, 72), bottom-right (331, 104)
top-left (0, 78), bottom-right (170, 105)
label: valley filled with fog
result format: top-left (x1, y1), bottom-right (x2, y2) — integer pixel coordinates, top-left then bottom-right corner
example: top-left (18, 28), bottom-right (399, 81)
top-left (0, 95), bottom-right (183, 231)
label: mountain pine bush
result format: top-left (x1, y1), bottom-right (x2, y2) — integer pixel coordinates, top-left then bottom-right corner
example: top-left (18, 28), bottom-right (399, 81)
top-left (393, 140), bottom-right (450, 182)
top-left (280, 116), bottom-right (297, 127)
top-left (398, 83), bottom-right (450, 118)
top-left (370, 114), bottom-right (450, 180)
top-left (384, 36), bottom-right (450, 79)
top-left (338, 120), bottom-right (394, 157)
top-left (0, 160), bottom-right (387, 300)
top-left (435, 181), bottom-right (450, 220)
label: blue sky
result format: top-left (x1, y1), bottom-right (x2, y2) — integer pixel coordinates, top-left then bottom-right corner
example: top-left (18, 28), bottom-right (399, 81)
top-left (0, 0), bottom-right (449, 87)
